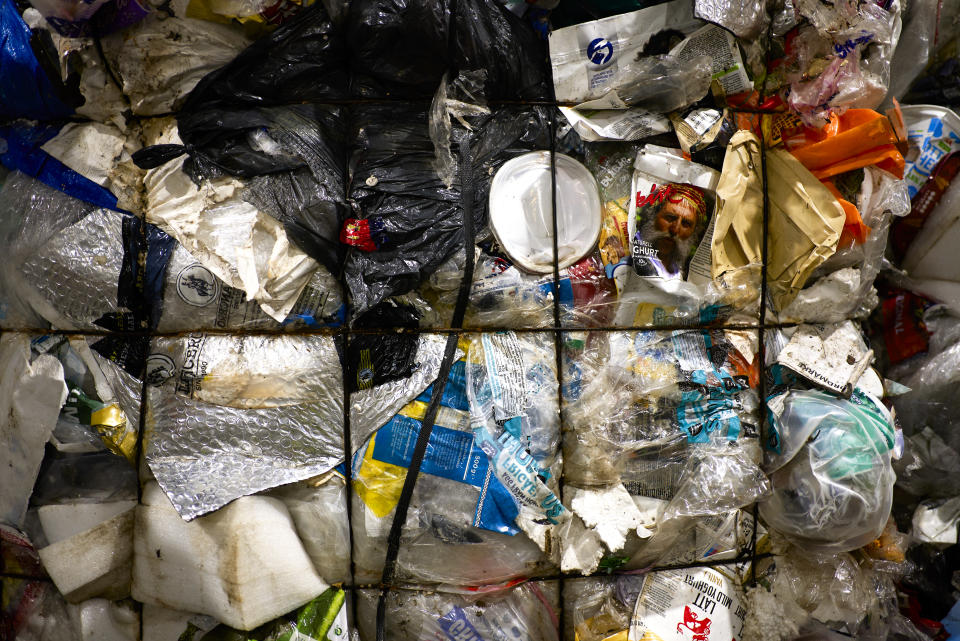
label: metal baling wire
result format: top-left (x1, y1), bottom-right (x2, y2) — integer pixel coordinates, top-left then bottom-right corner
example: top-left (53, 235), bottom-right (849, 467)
top-left (548, 102), bottom-right (567, 639)
top-left (338, 99), bottom-right (361, 628)
top-left (374, 121), bottom-right (476, 641)
top-left (746, 130), bottom-right (771, 588)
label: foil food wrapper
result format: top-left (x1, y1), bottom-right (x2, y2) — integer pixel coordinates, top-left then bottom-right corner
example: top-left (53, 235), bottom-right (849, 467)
top-left (146, 333), bottom-right (448, 519)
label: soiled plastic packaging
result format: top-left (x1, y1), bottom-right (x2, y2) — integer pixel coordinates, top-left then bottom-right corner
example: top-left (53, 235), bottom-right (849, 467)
top-left (356, 582), bottom-right (560, 641)
top-left (761, 389), bottom-right (896, 552)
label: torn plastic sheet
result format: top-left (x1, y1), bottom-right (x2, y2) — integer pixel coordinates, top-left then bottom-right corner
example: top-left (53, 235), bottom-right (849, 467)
top-left (146, 333), bottom-right (447, 519)
top-left (102, 15), bottom-right (252, 116)
top-left (776, 322), bottom-right (873, 397)
top-left (144, 148), bottom-right (319, 323)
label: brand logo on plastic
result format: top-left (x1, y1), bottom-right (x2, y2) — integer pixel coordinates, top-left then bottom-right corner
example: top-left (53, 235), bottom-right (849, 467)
top-left (586, 37), bottom-right (614, 66)
top-left (145, 354), bottom-right (176, 387)
top-left (176, 264), bottom-right (219, 307)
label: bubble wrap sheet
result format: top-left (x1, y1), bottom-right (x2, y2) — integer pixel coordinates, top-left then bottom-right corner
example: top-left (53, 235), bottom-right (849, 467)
top-left (18, 208), bottom-right (125, 330)
top-left (146, 333), bottom-right (448, 519)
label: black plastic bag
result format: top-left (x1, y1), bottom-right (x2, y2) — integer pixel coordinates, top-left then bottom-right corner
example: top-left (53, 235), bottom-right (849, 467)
top-left (346, 0), bottom-right (550, 100)
top-left (343, 104), bottom-right (551, 316)
top-left (345, 301), bottom-right (421, 391)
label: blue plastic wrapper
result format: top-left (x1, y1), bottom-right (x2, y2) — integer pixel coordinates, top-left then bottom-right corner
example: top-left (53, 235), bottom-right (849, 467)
top-left (0, 0), bottom-right (74, 120)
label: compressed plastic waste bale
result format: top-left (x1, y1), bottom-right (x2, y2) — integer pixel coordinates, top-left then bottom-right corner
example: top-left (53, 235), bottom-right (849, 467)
top-left (133, 482), bottom-right (328, 631)
top-left (562, 329), bottom-right (768, 569)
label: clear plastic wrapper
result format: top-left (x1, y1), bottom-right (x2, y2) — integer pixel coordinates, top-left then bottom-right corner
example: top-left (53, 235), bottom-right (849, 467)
top-left (355, 582), bottom-right (559, 641)
top-left (780, 0), bottom-right (902, 124)
top-left (760, 389), bottom-right (896, 553)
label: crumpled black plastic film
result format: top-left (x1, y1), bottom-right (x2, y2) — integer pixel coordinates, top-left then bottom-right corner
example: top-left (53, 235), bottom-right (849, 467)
top-left (134, 0), bottom-right (552, 318)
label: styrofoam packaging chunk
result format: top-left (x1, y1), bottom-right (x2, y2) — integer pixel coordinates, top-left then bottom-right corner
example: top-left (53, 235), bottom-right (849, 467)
top-left (133, 482), bottom-right (328, 630)
top-left (569, 484), bottom-right (647, 551)
top-left (0, 334), bottom-right (69, 526)
top-left (38, 509), bottom-right (135, 602)
top-left (39, 501), bottom-right (137, 544)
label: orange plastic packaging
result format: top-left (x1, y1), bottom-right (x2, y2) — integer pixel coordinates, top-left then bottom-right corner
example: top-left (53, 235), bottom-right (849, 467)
top-left (781, 108), bottom-right (906, 247)
top-left (783, 108), bottom-right (905, 181)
